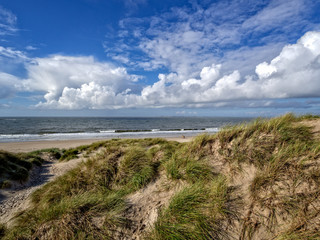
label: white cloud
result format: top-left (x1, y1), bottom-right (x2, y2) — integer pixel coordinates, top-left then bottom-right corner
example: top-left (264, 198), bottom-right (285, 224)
top-left (0, 72), bottom-right (20, 98)
top-left (138, 31), bottom-right (320, 106)
top-left (242, 0), bottom-right (306, 34)
top-left (0, 6), bottom-right (17, 36)
top-left (255, 31), bottom-right (320, 98)
top-left (21, 55), bottom-right (139, 108)
top-left (106, 0), bottom-right (315, 79)
top-left (221, 43), bottom-right (285, 76)
top-left (255, 62), bottom-right (277, 79)
top-left (1, 31), bottom-right (320, 110)
top-left (0, 46), bottom-right (30, 76)
top-left (0, 46), bottom-right (28, 60)
top-left (26, 45), bottom-right (37, 51)
top-left (0, 47), bottom-right (29, 99)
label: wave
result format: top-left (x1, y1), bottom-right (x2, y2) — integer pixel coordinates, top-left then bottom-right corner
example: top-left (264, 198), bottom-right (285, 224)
top-left (99, 130), bottom-right (116, 133)
top-left (0, 128), bottom-right (220, 143)
top-left (205, 127), bottom-right (219, 131)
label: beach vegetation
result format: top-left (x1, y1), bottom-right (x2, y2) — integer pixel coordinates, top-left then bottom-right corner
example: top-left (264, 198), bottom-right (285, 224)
top-left (29, 148), bottom-right (62, 159)
top-left (0, 148), bottom-right (64, 188)
top-left (147, 176), bottom-right (230, 240)
top-left (1, 113), bottom-right (320, 239)
top-left (59, 148), bottom-right (80, 161)
top-left (1, 139), bottom-right (176, 239)
top-left (0, 150), bottom-right (39, 188)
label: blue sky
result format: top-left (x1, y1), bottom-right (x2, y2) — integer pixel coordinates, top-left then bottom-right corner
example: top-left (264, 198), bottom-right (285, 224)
top-left (0, 0), bottom-right (320, 117)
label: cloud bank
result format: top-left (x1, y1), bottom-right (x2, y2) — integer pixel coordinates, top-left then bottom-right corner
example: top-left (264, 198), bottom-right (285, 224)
top-left (7, 31), bottom-right (317, 109)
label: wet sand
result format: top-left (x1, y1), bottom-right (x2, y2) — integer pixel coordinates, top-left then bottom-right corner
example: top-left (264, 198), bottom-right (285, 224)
top-left (0, 136), bottom-right (193, 153)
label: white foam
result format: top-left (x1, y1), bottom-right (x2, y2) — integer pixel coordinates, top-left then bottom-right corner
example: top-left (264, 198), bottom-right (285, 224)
top-left (205, 127), bottom-right (219, 132)
top-left (99, 130), bottom-right (116, 133)
top-left (0, 128), bottom-right (221, 143)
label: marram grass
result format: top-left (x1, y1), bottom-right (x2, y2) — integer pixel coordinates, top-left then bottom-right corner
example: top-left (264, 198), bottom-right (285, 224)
top-left (1, 114), bottom-right (320, 239)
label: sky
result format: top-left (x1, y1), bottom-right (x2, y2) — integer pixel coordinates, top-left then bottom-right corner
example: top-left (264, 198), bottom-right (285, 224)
top-left (0, 0), bottom-right (320, 117)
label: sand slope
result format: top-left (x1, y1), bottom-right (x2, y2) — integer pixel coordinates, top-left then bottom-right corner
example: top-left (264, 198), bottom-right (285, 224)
top-left (0, 154), bottom-right (85, 226)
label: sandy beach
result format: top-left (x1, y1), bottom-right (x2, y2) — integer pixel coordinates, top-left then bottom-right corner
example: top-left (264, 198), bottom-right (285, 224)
top-left (0, 136), bottom-right (193, 153)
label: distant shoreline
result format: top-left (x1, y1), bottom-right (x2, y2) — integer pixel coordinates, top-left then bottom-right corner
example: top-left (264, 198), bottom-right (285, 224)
top-left (0, 136), bottom-right (193, 153)
top-left (0, 116), bottom-right (251, 143)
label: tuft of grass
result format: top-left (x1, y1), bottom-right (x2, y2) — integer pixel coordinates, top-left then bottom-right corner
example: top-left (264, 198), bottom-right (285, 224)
top-left (0, 150), bottom-right (46, 187)
top-left (163, 143), bottom-right (214, 183)
top-left (117, 146), bottom-right (158, 190)
top-left (29, 148), bottom-right (62, 159)
top-left (59, 148), bottom-right (80, 161)
top-left (164, 154), bottom-right (183, 180)
top-left (188, 134), bottom-right (215, 155)
top-left (147, 176), bottom-right (230, 240)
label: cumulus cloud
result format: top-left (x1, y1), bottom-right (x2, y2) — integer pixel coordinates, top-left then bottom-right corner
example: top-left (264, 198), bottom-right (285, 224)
top-left (20, 55), bottom-right (140, 108)
top-left (36, 81), bottom-right (142, 110)
top-left (1, 30), bottom-right (320, 110)
top-left (255, 31), bottom-right (320, 98)
top-left (31, 31), bottom-right (320, 109)
top-left (137, 31), bottom-right (320, 106)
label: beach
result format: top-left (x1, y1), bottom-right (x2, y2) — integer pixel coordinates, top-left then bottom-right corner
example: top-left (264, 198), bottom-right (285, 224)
top-left (0, 116), bottom-right (251, 153)
top-left (0, 136), bottom-right (193, 153)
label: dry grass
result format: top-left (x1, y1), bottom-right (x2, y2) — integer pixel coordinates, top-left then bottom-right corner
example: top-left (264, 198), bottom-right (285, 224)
top-left (1, 114), bottom-right (320, 239)
top-left (0, 150), bottom-right (52, 188)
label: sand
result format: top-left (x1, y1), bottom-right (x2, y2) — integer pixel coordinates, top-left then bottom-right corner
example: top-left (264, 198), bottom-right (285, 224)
top-left (0, 136), bottom-right (193, 153)
top-left (0, 136), bottom-right (192, 225)
top-left (0, 154), bottom-right (87, 226)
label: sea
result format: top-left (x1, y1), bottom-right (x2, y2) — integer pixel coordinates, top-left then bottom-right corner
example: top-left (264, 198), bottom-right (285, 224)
top-left (0, 117), bottom-right (253, 143)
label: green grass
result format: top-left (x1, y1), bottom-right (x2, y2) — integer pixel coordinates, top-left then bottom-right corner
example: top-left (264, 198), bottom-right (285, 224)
top-left (147, 176), bottom-right (231, 240)
top-left (164, 152), bottom-right (214, 183)
top-left (1, 138), bottom-right (178, 239)
top-left (29, 148), bottom-right (62, 159)
top-left (0, 150), bottom-right (41, 188)
top-left (59, 148), bottom-right (80, 161)
top-left (212, 114), bottom-right (320, 238)
top-left (2, 114), bottom-right (320, 239)
top-left (0, 148), bottom-right (65, 188)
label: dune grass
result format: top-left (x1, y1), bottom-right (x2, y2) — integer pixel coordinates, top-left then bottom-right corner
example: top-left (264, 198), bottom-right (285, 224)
top-left (1, 114), bottom-right (320, 239)
top-left (0, 150), bottom-right (47, 188)
top-left (147, 176), bottom-right (231, 240)
top-left (213, 113), bottom-right (320, 239)
top-left (1, 138), bottom-right (178, 239)
top-left (0, 147), bottom-right (67, 189)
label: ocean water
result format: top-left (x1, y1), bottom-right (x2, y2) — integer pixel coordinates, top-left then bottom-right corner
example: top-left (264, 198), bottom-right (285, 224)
top-left (0, 117), bottom-right (253, 142)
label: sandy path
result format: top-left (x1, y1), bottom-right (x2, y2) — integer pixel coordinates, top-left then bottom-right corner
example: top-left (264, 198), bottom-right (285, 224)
top-left (0, 154), bottom-right (85, 226)
top-left (0, 137), bottom-right (192, 227)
